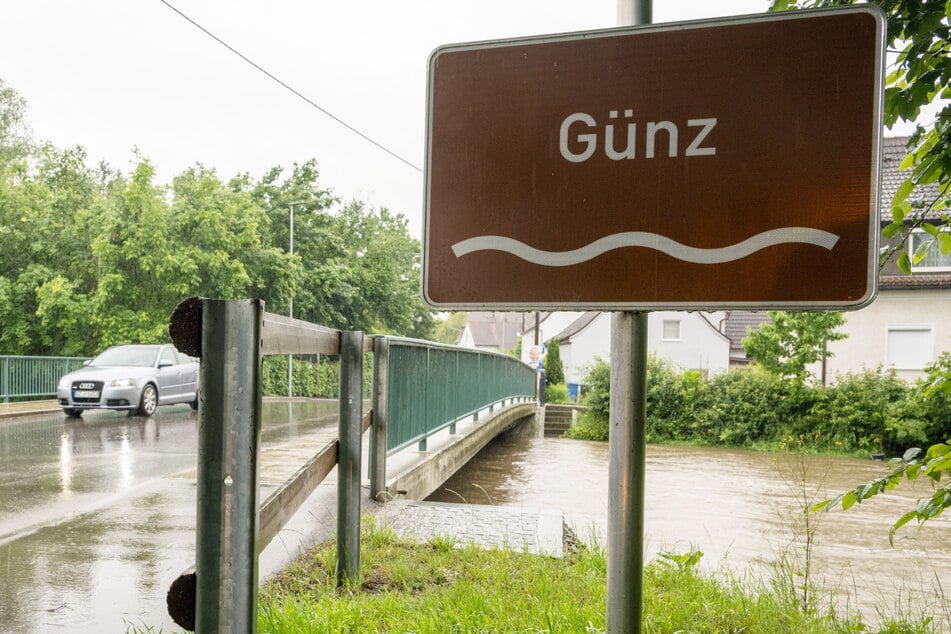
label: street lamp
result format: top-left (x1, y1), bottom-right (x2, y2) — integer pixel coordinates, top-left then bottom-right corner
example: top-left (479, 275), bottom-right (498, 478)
top-left (288, 201), bottom-right (303, 398)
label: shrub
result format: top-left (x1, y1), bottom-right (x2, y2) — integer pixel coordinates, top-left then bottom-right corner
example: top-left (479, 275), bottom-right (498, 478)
top-left (645, 356), bottom-right (691, 442)
top-left (545, 382), bottom-right (569, 404)
top-left (262, 355), bottom-right (342, 398)
top-left (564, 407), bottom-right (609, 441)
top-left (812, 368), bottom-right (921, 454)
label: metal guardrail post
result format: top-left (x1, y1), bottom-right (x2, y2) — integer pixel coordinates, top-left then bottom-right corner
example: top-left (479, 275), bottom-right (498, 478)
top-left (369, 336), bottom-right (389, 501)
top-left (337, 329), bottom-right (363, 586)
top-left (195, 299), bottom-right (263, 633)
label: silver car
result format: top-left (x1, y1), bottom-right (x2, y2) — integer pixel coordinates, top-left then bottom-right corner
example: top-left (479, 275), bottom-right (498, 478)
top-left (57, 344), bottom-right (199, 417)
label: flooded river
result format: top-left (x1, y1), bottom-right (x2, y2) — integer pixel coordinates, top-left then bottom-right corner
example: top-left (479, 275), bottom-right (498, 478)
top-left (428, 427), bottom-right (951, 624)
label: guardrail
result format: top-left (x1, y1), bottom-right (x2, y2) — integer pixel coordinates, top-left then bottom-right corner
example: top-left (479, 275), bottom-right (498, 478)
top-left (0, 356), bottom-right (90, 403)
top-left (382, 337), bottom-right (536, 453)
top-left (15, 297), bottom-right (539, 633)
top-left (366, 336), bottom-right (537, 503)
top-left (166, 297), bottom-right (371, 632)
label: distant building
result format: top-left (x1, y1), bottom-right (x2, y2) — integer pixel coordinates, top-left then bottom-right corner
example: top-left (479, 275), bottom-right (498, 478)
top-left (458, 312), bottom-right (534, 354)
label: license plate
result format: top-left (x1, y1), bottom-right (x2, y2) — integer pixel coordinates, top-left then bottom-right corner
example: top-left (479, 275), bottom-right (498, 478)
top-left (73, 390), bottom-right (100, 399)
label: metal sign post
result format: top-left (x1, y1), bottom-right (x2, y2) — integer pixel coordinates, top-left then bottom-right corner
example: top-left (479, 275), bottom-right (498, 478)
top-left (608, 2), bottom-right (650, 628)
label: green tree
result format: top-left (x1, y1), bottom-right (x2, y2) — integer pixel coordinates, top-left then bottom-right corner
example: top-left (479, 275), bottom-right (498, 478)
top-left (432, 312), bottom-right (467, 344)
top-left (0, 78), bottom-right (32, 170)
top-left (511, 335), bottom-right (522, 359)
top-left (90, 159), bottom-right (185, 346)
top-left (170, 165), bottom-right (295, 301)
top-left (544, 338), bottom-right (565, 385)
top-left (742, 311), bottom-right (846, 383)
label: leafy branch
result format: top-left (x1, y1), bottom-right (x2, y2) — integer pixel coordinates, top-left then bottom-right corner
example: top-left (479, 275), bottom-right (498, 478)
top-left (812, 443), bottom-right (951, 544)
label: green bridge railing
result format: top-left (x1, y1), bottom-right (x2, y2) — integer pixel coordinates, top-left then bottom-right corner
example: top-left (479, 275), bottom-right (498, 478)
top-left (381, 337), bottom-right (538, 453)
top-left (0, 355), bottom-right (90, 403)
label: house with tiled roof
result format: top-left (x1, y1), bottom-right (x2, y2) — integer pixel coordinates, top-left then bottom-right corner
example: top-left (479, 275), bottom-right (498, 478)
top-left (819, 136), bottom-right (950, 381)
top-left (553, 310), bottom-right (731, 388)
top-left (722, 311), bottom-right (770, 367)
top-left (458, 311), bottom-right (535, 353)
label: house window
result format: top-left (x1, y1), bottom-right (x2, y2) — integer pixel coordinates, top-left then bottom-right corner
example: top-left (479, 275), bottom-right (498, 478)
top-left (886, 326), bottom-right (933, 370)
top-left (661, 320), bottom-right (681, 342)
top-left (908, 229), bottom-right (951, 272)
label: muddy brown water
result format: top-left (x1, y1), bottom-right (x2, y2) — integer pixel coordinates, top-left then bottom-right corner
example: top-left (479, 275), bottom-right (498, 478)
top-left (428, 428), bottom-right (951, 625)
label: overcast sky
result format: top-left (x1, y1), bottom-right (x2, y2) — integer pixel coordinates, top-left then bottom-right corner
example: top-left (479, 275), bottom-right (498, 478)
top-left (0, 1), bottom-right (922, 239)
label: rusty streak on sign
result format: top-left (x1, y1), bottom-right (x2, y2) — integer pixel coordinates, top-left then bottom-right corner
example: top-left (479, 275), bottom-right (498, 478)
top-left (422, 7), bottom-right (884, 310)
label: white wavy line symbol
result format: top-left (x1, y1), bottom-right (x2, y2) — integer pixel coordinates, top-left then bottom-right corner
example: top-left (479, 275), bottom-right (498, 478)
top-left (451, 227), bottom-right (840, 267)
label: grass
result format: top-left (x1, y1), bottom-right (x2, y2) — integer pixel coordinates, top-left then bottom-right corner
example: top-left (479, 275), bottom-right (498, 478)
top-left (128, 514), bottom-right (944, 633)
top-left (248, 517), bottom-right (942, 634)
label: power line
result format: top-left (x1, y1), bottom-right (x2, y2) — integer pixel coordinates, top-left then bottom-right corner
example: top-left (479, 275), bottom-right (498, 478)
top-left (159, 0), bottom-right (422, 173)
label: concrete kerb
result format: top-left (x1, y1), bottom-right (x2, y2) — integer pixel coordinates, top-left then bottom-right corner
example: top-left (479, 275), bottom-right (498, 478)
top-left (0, 399), bottom-right (60, 421)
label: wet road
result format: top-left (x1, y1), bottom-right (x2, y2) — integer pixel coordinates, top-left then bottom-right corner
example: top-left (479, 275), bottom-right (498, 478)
top-left (429, 428), bottom-right (951, 625)
top-left (0, 400), bottom-right (339, 634)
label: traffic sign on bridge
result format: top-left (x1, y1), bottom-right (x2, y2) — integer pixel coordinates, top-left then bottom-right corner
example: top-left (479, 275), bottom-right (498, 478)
top-left (422, 7), bottom-right (884, 310)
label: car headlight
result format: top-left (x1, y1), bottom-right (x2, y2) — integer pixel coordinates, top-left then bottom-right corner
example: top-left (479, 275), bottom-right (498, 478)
top-left (58, 377), bottom-right (70, 389)
top-left (108, 378), bottom-right (137, 388)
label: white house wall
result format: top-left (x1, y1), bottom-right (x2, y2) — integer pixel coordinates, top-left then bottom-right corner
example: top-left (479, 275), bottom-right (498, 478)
top-left (560, 311), bottom-right (730, 385)
top-left (822, 288), bottom-right (951, 382)
top-left (648, 311), bottom-right (730, 376)
top-left (562, 313), bottom-right (612, 384)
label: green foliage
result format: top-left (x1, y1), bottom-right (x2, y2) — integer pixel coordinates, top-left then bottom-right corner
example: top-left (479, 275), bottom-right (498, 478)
top-left (0, 78), bottom-right (32, 169)
top-left (0, 83), bottom-right (432, 354)
top-left (544, 382), bottom-right (569, 404)
top-left (742, 311), bottom-right (846, 383)
top-left (691, 368), bottom-right (788, 446)
top-left (431, 311), bottom-right (466, 345)
top-left (815, 442), bottom-right (951, 545)
top-left (510, 334), bottom-right (522, 359)
top-left (568, 358), bottom-right (951, 454)
top-left (579, 356), bottom-right (611, 420)
top-left (810, 368), bottom-right (928, 454)
top-left (255, 517), bottom-right (900, 634)
top-left (543, 338), bottom-right (564, 385)
top-left (262, 356), bottom-right (340, 398)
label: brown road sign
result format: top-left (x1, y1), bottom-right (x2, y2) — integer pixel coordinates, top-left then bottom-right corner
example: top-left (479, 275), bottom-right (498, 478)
top-left (422, 7), bottom-right (884, 310)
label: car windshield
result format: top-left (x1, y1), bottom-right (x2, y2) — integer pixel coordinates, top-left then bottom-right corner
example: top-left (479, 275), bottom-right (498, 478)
top-left (90, 346), bottom-right (159, 367)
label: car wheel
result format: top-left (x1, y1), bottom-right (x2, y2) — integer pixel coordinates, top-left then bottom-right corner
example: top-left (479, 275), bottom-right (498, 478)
top-left (63, 408), bottom-right (82, 418)
top-left (137, 384), bottom-right (158, 417)
top-left (189, 396), bottom-right (199, 411)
